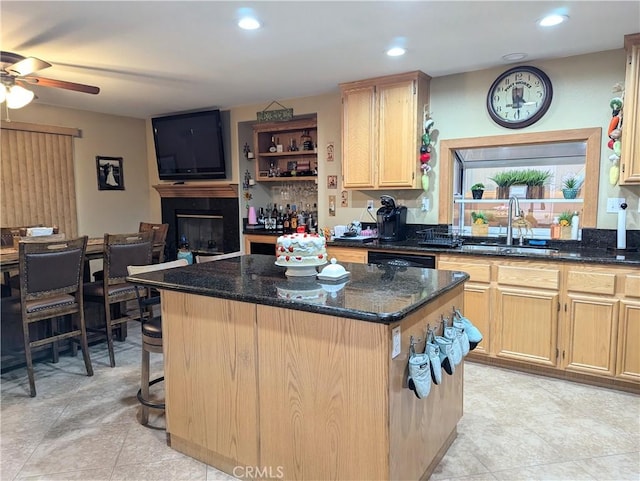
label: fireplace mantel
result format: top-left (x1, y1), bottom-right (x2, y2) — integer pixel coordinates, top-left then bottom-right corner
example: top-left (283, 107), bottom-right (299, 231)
top-left (153, 183), bottom-right (239, 199)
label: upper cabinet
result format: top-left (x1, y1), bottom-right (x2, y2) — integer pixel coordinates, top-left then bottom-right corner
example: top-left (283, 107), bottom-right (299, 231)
top-left (620, 33), bottom-right (640, 185)
top-left (340, 71), bottom-right (431, 189)
top-left (252, 118), bottom-right (317, 182)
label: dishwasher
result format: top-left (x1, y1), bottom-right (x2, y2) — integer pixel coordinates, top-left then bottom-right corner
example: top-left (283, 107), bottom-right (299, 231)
top-left (367, 251), bottom-right (436, 269)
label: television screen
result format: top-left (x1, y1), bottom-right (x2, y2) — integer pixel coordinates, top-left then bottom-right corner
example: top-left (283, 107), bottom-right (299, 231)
top-left (152, 110), bottom-right (226, 180)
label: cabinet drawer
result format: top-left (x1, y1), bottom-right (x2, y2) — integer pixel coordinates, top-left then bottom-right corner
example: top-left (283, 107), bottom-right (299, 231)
top-left (326, 247), bottom-right (367, 264)
top-left (624, 274), bottom-right (640, 299)
top-left (497, 265), bottom-right (559, 290)
top-left (566, 270), bottom-right (616, 295)
top-left (438, 260), bottom-right (490, 283)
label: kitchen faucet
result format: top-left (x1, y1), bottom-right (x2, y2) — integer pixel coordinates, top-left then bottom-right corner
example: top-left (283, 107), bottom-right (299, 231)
top-left (506, 196), bottom-right (522, 246)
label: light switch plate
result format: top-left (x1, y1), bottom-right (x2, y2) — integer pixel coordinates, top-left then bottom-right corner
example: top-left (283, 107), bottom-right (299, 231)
top-left (367, 200), bottom-right (375, 210)
top-left (606, 198), bottom-right (626, 213)
top-left (391, 326), bottom-right (401, 359)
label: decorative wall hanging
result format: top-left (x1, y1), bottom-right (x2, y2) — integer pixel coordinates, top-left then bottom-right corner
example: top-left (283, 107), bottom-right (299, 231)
top-left (326, 141), bottom-right (335, 162)
top-left (327, 175), bottom-right (338, 189)
top-left (607, 83), bottom-right (624, 186)
top-left (96, 156), bottom-right (124, 191)
top-left (256, 100), bottom-right (293, 122)
top-left (419, 111), bottom-right (434, 193)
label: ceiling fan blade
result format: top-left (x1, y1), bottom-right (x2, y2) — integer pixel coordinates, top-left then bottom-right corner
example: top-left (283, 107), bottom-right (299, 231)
top-left (23, 76), bottom-right (100, 94)
top-left (6, 56), bottom-right (52, 76)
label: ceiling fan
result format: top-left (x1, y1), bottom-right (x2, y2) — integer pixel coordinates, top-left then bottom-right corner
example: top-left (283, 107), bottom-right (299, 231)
top-left (1, 51), bottom-right (99, 109)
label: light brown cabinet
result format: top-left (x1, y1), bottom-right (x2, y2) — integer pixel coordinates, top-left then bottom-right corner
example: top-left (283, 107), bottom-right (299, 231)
top-left (493, 262), bottom-right (561, 367)
top-left (562, 266), bottom-right (620, 376)
top-left (437, 252), bottom-right (639, 389)
top-left (326, 245), bottom-right (368, 263)
top-left (252, 118), bottom-right (317, 182)
top-left (437, 255), bottom-right (492, 357)
top-left (340, 71), bottom-right (430, 189)
top-left (620, 33), bottom-right (640, 185)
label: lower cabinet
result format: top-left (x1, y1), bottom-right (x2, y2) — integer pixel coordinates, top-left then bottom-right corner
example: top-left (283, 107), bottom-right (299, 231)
top-left (438, 255), bottom-right (492, 356)
top-left (494, 262), bottom-right (561, 367)
top-left (437, 254), bottom-right (639, 388)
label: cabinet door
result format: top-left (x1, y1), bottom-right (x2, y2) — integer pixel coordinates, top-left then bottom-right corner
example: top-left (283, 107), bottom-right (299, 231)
top-left (617, 301), bottom-right (640, 381)
top-left (342, 85), bottom-right (376, 188)
top-left (563, 295), bottom-right (619, 377)
top-left (620, 33), bottom-right (640, 185)
top-left (495, 287), bottom-right (560, 367)
top-left (377, 79), bottom-right (417, 188)
top-left (438, 256), bottom-right (492, 356)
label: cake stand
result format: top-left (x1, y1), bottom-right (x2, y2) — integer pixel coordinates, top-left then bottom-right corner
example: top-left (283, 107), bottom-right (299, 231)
top-left (275, 259), bottom-right (327, 278)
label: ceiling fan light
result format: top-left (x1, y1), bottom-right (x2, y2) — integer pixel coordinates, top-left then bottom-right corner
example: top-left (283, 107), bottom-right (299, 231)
top-left (6, 85), bottom-right (35, 109)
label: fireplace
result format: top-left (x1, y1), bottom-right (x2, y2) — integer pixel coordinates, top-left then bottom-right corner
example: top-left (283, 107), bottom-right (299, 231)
top-left (157, 185), bottom-right (240, 261)
top-left (176, 211), bottom-right (224, 255)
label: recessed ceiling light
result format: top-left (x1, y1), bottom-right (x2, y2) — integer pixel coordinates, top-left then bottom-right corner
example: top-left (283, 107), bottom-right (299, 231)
top-left (502, 53), bottom-right (528, 62)
top-left (238, 16), bottom-right (260, 30)
top-left (538, 14), bottom-right (568, 27)
top-left (387, 47), bottom-right (406, 57)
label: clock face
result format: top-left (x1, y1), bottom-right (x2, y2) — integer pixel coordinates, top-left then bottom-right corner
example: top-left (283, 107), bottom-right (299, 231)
top-left (487, 66), bottom-right (553, 129)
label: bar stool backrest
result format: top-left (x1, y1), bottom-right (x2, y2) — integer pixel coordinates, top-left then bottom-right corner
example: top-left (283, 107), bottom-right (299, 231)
top-left (103, 232), bottom-right (154, 286)
top-left (20, 236), bottom-right (88, 303)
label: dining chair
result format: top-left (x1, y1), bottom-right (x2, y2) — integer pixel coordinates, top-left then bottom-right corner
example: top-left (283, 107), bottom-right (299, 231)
top-left (0, 236), bottom-right (93, 397)
top-left (138, 222), bottom-right (169, 263)
top-left (127, 258), bottom-right (188, 426)
top-left (195, 251), bottom-right (243, 263)
top-left (84, 231), bottom-right (153, 367)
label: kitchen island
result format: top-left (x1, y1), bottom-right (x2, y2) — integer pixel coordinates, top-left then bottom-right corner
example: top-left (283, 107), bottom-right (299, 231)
top-left (127, 254), bottom-right (469, 480)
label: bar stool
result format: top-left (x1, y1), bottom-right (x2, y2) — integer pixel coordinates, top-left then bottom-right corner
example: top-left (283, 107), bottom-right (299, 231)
top-left (84, 232), bottom-right (153, 367)
top-left (0, 236), bottom-right (93, 397)
top-left (127, 259), bottom-right (188, 426)
top-left (138, 222), bottom-right (169, 263)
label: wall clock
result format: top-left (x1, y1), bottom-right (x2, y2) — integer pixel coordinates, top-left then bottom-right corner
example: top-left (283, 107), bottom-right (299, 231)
top-left (486, 66), bottom-right (553, 129)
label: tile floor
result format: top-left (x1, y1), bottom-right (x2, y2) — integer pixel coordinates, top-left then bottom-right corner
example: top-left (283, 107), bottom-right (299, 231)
top-left (1, 321), bottom-right (638, 481)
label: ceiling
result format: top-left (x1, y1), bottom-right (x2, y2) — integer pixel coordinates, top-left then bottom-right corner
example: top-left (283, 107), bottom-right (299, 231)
top-left (1, 1), bottom-right (639, 119)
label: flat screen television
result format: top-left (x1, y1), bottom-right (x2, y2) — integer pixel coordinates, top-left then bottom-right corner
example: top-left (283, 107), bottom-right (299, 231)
top-left (152, 110), bottom-right (226, 180)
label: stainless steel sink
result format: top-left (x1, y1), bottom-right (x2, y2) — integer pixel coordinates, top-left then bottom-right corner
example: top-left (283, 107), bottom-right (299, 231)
top-left (460, 245), bottom-right (559, 255)
top-left (503, 247), bottom-right (559, 255)
top-left (460, 244), bottom-right (505, 253)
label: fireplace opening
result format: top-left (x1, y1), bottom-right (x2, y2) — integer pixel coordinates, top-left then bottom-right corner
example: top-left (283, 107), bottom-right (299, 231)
top-left (176, 211), bottom-right (223, 255)
top-left (160, 196), bottom-right (240, 261)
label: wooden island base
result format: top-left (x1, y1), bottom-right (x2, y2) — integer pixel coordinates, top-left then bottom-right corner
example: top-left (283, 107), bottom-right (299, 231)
top-left (161, 285), bottom-right (464, 481)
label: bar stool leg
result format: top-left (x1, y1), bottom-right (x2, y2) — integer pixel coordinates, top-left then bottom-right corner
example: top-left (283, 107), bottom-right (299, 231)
top-left (50, 318), bottom-right (59, 363)
top-left (140, 347), bottom-right (150, 425)
top-left (76, 312), bottom-right (93, 377)
top-left (105, 305), bottom-right (116, 368)
top-left (21, 322), bottom-right (36, 397)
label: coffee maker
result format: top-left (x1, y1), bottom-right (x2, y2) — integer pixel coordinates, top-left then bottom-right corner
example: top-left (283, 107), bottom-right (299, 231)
top-left (376, 195), bottom-right (407, 242)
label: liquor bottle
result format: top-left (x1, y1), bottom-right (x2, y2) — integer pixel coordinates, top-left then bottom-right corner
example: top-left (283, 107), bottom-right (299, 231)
top-left (276, 137), bottom-right (283, 153)
top-left (300, 130), bottom-right (313, 151)
top-left (269, 136), bottom-right (277, 153)
top-left (283, 204), bottom-right (290, 233)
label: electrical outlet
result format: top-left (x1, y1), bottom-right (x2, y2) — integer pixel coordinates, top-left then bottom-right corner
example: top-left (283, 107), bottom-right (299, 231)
top-left (391, 326), bottom-right (401, 359)
top-left (421, 198), bottom-right (430, 212)
top-left (606, 197), bottom-right (626, 213)
top-left (367, 200), bottom-right (375, 210)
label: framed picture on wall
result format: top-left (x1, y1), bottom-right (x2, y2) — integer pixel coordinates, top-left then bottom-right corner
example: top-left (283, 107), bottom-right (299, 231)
top-left (96, 156), bottom-right (124, 191)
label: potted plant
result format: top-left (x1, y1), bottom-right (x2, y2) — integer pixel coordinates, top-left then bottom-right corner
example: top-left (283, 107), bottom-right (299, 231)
top-left (524, 169), bottom-right (552, 199)
top-left (488, 172), bottom-right (515, 199)
top-left (558, 211), bottom-right (573, 239)
top-left (470, 183), bottom-right (485, 199)
top-left (561, 173), bottom-right (582, 199)
top-left (471, 211), bottom-right (489, 237)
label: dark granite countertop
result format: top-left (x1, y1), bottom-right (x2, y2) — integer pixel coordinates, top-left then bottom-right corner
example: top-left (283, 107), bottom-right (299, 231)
top-left (243, 229), bottom-right (639, 265)
top-left (327, 239), bottom-right (640, 266)
top-left (126, 254), bottom-right (469, 324)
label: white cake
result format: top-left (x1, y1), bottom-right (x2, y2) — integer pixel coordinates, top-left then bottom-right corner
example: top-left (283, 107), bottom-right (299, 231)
top-left (276, 233), bottom-right (327, 266)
